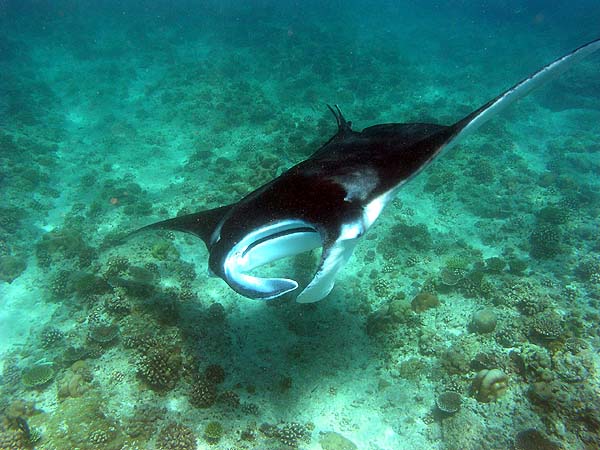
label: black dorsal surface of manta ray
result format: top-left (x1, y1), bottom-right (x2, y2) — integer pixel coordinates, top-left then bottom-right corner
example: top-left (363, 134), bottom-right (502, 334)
top-left (134, 38), bottom-right (600, 303)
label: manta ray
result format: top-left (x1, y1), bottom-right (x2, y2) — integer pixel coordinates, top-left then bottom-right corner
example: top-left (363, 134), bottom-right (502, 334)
top-left (134, 38), bottom-right (600, 303)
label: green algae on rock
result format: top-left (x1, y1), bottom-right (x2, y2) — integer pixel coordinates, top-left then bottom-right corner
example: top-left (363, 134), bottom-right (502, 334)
top-left (0, 255), bottom-right (27, 282)
top-left (88, 321), bottom-right (120, 344)
top-left (21, 363), bottom-right (55, 388)
top-left (319, 431), bottom-right (358, 450)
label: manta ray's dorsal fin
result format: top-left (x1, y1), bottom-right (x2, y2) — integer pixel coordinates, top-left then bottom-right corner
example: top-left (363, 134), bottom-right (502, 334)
top-left (327, 103), bottom-right (352, 134)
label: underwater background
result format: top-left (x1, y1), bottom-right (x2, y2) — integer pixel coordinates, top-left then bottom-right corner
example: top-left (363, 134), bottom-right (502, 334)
top-left (1, 0), bottom-right (600, 449)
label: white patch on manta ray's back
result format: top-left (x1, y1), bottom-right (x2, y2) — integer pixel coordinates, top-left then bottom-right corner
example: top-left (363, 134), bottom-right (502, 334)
top-left (333, 167), bottom-right (379, 202)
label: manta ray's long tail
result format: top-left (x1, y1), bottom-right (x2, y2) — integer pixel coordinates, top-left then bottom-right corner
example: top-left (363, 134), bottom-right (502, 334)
top-left (446, 37), bottom-right (600, 150)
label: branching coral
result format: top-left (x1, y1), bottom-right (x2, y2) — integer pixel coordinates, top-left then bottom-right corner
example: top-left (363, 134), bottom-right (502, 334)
top-left (529, 223), bottom-right (562, 259)
top-left (0, 427), bottom-right (30, 450)
top-left (40, 326), bottom-right (64, 348)
top-left (189, 379), bottom-right (217, 408)
top-left (259, 422), bottom-right (312, 448)
top-left (204, 364), bottom-right (225, 385)
top-left (530, 314), bottom-right (564, 341)
top-left (104, 255), bottom-right (130, 278)
top-left (123, 404), bottom-right (165, 439)
top-left (156, 422), bottom-right (197, 450)
top-left (137, 348), bottom-right (181, 391)
top-left (104, 287), bottom-right (132, 315)
top-left (203, 421), bottom-right (224, 444)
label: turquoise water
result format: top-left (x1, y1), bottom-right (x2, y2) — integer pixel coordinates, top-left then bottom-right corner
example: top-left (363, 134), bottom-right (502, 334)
top-left (1, 1), bottom-right (600, 449)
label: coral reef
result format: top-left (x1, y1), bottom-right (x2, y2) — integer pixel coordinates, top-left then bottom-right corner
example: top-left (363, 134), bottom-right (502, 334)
top-left (530, 313), bottom-right (564, 342)
top-left (137, 347), bottom-right (181, 391)
top-left (0, 427), bottom-right (31, 450)
top-left (204, 364), bottom-right (225, 385)
top-left (411, 292), bottom-right (440, 313)
top-left (39, 326), bottom-right (64, 348)
top-left (529, 223), bottom-right (562, 259)
top-left (472, 369), bottom-right (508, 402)
top-left (2, 7), bottom-right (600, 450)
top-left (470, 308), bottom-right (497, 334)
top-left (156, 422), bottom-right (196, 450)
top-left (189, 378), bottom-right (217, 408)
top-left (21, 363), bottom-right (55, 388)
top-left (203, 421), bottom-right (224, 444)
top-left (436, 391), bottom-right (462, 414)
top-left (123, 405), bottom-right (165, 440)
top-left (259, 422), bottom-right (313, 448)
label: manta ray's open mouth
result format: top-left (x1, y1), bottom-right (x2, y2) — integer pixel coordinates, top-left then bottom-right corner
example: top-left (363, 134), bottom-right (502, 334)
top-left (222, 220), bottom-right (323, 300)
top-left (241, 226), bottom-right (317, 259)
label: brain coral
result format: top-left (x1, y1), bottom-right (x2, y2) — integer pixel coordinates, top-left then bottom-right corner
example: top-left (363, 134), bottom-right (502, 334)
top-left (471, 308), bottom-right (497, 334)
top-left (472, 368), bottom-right (508, 402)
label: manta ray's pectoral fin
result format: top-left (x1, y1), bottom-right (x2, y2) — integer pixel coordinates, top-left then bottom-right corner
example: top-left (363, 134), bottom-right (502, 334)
top-left (296, 236), bottom-right (359, 303)
top-left (222, 271), bottom-right (299, 300)
top-left (131, 205), bottom-right (233, 245)
top-left (295, 222), bottom-right (363, 303)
